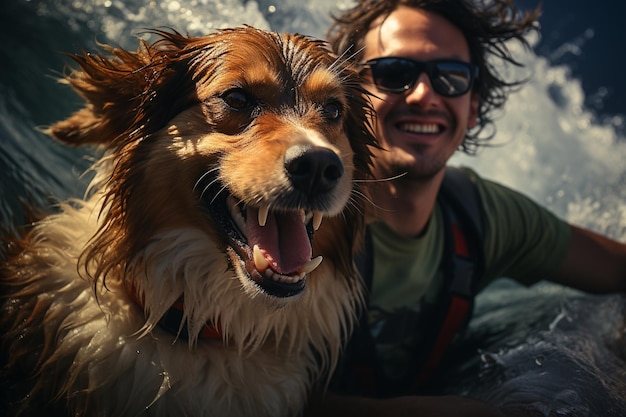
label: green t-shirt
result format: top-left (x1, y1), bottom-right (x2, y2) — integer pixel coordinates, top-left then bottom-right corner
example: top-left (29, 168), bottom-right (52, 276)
top-left (367, 166), bottom-right (571, 385)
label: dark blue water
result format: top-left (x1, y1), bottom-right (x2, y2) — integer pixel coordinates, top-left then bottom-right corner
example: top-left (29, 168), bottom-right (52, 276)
top-left (443, 280), bottom-right (626, 416)
top-left (1, 1), bottom-right (625, 415)
top-left (516, 0), bottom-right (626, 120)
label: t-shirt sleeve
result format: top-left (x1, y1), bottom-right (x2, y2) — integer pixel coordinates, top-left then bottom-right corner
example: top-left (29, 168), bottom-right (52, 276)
top-left (465, 169), bottom-right (572, 287)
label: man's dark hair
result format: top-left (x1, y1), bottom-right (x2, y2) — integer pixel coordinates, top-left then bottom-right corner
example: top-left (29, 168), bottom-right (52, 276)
top-left (327, 0), bottom-right (540, 154)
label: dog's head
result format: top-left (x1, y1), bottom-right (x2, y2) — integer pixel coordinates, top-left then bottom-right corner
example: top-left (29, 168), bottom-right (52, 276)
top-left (50, 27), bottom-right (375, 345)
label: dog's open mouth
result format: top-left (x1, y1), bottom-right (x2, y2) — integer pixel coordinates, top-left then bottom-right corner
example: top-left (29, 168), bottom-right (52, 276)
top-left (203, 185), bottom-right (324, 298)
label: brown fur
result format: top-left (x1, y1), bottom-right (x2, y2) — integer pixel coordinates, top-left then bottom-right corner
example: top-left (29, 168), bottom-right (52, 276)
top-left (1, 27), bottom-right (375, 417)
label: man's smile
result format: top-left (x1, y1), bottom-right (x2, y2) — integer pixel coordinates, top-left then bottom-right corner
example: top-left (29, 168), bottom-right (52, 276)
top-left (396, 122), bottom-right (443, 134)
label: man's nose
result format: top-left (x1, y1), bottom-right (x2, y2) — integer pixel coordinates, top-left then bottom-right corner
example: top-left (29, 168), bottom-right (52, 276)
top-left (405, 72), bottom-right (438, 104)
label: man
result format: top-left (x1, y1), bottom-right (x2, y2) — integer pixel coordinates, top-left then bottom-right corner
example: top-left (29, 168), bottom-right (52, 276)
top-left (305, 0), bottom-right (626, 415)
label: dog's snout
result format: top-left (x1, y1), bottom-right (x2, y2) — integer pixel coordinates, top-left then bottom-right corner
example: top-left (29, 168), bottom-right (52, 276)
top-left (285, 145), bottom-right (344, 195)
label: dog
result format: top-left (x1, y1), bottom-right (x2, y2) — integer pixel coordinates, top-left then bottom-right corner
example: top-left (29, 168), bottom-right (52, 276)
top-left (0, 27), bottom-right (375, 417)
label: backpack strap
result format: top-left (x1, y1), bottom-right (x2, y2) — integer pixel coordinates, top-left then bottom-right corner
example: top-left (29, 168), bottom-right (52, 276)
top-left (411, 167), bottom-right (486, 388)
top-left (438, 167), bottom-right (486, 252)
top-left (436, 167), bottom-right (486, 301)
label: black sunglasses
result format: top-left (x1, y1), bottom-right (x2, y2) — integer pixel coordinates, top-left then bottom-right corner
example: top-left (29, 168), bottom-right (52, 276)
top-left (364, 57), bottom-right (478, 97)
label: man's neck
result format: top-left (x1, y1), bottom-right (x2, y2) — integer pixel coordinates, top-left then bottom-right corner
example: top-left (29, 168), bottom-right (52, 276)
top-left (369, 170), bottom-right (445, 238)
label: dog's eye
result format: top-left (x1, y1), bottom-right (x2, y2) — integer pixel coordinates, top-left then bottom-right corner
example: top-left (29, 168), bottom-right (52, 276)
top-left (322, 101), bottom-right (342, 121)
top-left (222, 89), bottom-right (254, 110)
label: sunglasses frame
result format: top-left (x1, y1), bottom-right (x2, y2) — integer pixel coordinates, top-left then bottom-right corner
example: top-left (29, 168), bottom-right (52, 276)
top-left (364, 57), bottom-right (479, 97)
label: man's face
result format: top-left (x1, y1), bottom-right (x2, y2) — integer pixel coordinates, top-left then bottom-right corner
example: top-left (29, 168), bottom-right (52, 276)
top-left (363, 6), bottom-right (479, 180)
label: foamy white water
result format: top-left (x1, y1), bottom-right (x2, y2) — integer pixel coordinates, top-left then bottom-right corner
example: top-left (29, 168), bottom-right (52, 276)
top-left (451, 32), bottom-right (626, 241)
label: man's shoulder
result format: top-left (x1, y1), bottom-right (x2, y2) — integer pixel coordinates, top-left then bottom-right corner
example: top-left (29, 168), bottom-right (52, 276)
top-left (445, 165), bottom-right (533, 211)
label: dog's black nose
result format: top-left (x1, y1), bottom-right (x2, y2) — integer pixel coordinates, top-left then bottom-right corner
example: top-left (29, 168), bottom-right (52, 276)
top-left (285, 145), bottom-right (344, 195)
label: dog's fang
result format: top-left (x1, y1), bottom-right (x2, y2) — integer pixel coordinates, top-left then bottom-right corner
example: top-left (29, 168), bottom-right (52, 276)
top-left (300, 256), bottom-right (323, 274)
top-left (253, 244), bottom-right (270, 272)
top-left (312, 212), bottom-right (323, 231)
top-left (258, 206), bottom-right (269, 227)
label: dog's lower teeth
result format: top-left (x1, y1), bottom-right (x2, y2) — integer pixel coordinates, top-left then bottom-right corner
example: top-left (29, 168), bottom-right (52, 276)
top-left (263, 268), bottom-right (301, 284)
top-left (259, 263), bottom-right (310, 284)
top-left (260, 256), bottom-right (323, 282)
top-left (277, 274), bottom-right (291, 283)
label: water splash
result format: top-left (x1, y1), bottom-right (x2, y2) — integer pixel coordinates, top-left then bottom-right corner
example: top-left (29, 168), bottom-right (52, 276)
top-left (30, 0), bottom-right (270, 46)
top-left (451, 32), bottom-right (626, 241)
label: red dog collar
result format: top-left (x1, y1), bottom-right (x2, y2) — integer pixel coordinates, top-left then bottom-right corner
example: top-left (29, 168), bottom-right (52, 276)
top-left (126, 283), bottom-right (222, 340)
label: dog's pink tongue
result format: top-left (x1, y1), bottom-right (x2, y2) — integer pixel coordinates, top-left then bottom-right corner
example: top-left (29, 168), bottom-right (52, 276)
top-left (246, 208), bottom-right (312, 275)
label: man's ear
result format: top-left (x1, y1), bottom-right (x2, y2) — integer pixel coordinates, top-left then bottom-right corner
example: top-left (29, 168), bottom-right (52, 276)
top-left (467, 92), bottom-right (479, 128)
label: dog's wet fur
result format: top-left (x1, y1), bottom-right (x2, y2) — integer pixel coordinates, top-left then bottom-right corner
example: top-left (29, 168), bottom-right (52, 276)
top-left (0, 27), bottom-right (375, 417)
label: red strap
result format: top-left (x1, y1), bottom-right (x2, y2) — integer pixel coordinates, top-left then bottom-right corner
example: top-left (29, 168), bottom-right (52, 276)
top-left (451, 223), bottom-right (469, 258)
top-left (411, 222), bottom-right (472, 388)
top-left (410, 223), bottom-right (473, 388)
top-left (127, 283), bottom-right (222, 340)
top-left (172, 298), bottom-right (223, 339)
top-left (198, 319), bottom-right (223, 339)
top-left (411, 295), bottom-right (471, 389)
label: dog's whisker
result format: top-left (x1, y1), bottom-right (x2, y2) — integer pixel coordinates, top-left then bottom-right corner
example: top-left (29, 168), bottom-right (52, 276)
top-left (199, 180), bottom-right (219, 202)
top-left (353, 172), bottom-right (408, 183)
top-left (329, 45), bottom-right (366, 75)
top-left (350, 188), bottom-right (393, 213)
top-left (198, 175), bottom-right (225, 201)
top-left (209, 185), bottom-right (230, 206)
top-left (193, 167), bottom-right (220, 193)
top-left (345, 196), bottom-right (364, 218)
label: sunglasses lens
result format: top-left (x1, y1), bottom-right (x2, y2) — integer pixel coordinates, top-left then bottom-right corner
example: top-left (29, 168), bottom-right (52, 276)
top-left (370, 58), bottom-right (419, 93)
top-left (429, 62), bottom-right (473, 97)
top-left (368, 58), bottom-right (474, 97)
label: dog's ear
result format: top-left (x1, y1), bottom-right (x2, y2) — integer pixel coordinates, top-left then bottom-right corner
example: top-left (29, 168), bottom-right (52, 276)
top-left (49, 106), bottom-right (109, 147)
top-left (49, 34), bottom-right (197, 149)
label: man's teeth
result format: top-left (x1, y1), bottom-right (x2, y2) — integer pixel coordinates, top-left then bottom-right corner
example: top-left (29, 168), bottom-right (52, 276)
top-left (400, 123), bottom-right (439, 134)
top-left (253, 244), bottom-right (323, 283)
